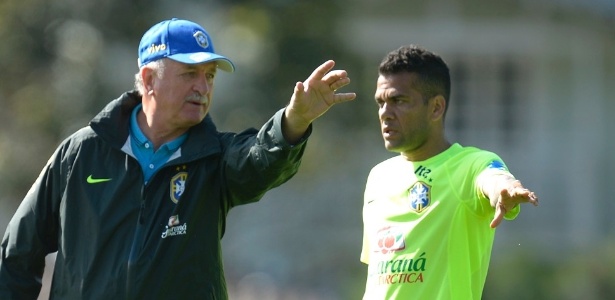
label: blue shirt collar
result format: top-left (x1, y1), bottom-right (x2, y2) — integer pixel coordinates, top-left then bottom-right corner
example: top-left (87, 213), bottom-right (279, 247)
top-left (129, 103), bottom-right (187, 152)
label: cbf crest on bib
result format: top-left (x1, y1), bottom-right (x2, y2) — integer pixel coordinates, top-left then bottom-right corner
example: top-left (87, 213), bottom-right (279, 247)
top-left (170, 171), bottom-right (188, 204)
top-left (408, 181), bottom-right (431, 213)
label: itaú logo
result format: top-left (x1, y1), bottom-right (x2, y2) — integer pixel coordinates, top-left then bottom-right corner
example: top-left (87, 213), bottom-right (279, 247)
top-left (374, 226), bottom-right (406, 254)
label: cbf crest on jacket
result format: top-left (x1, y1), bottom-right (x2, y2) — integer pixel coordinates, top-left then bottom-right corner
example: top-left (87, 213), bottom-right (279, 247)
top-left (0, 91), bottom-right (308, 300)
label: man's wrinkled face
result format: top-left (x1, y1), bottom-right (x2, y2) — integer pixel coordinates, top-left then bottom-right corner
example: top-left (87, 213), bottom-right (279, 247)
top-left (150, 59), bottom-right (217, 130)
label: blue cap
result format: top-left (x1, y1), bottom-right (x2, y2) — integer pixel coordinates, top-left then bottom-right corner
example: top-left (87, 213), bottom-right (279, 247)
top-left (138, 18), bottom-right (235, 72)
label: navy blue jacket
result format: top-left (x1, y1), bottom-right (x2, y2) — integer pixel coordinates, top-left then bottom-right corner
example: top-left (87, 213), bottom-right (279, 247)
top-left (0, 91), bottom-right (308, 299)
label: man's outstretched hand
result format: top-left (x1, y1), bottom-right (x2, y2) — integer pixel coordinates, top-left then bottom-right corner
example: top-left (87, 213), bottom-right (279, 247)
top-left (282, 60), bottom-right (357, 143)
top-left (490, 180), bottom-right (539, 228)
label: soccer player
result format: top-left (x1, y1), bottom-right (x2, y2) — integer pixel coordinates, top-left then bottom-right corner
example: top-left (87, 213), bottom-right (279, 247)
top-left (361, 45), bottom-right (538, 299)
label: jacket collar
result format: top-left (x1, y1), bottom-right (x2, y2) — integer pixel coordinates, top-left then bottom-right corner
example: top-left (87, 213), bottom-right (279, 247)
top-left (89, 91), bottom-right (223, 160)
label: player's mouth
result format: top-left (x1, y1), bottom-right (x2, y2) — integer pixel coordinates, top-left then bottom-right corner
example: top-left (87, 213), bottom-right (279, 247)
top-left (382, 126), bottom-right (397, 138)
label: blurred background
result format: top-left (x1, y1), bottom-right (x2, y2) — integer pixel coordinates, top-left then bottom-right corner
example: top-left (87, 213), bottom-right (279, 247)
top-left (0, 0), bottom-right (614, 299)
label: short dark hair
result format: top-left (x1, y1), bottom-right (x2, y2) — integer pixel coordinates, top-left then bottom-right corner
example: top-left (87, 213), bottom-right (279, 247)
top-left (379, 45), bottom-right (451, 107)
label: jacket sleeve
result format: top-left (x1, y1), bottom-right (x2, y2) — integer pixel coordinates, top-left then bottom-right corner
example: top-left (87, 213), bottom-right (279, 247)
top-left (0, 143), bottom-right (67, 299)
top-left (222, 108), bottom-right (310, 207)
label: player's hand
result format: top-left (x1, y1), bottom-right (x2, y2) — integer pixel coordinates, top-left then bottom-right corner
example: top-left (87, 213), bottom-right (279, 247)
top-left (282, 60), bottom-right (356, 142)
top-left (490, 180), bottom-right (539, 228)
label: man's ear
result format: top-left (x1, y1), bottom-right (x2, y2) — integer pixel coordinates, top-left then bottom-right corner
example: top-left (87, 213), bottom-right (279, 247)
top-left (140, 67), bottom-right (155, 95)
top-left (430, 95), bottom-right (446, 121)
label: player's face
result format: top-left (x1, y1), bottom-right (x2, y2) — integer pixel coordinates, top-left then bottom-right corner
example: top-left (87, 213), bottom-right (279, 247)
top-left (375, 72), bottom-right (433, 157)
top-left (150, 60), bottom-right (217, 131)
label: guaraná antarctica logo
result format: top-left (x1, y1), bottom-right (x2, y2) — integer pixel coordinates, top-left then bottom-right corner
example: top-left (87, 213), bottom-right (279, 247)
top-left (374, 226), bottom-right (406, 255)
top-left (161, 215), bottom-right (187, 239)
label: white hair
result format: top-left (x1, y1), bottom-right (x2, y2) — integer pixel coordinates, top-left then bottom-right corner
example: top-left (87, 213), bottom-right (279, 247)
top-left (133, 59), bottom-right (167, 95)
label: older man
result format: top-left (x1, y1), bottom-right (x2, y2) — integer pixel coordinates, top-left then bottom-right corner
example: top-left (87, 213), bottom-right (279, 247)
top-left (0, 18), bottom-right (355, 299)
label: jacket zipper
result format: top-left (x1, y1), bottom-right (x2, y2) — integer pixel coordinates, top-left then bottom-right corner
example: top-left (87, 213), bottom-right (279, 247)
top-left (126, 183), bottom-right (146, 298)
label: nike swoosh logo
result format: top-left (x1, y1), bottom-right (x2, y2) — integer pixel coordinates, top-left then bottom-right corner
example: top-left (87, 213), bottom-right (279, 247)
top-left (87, 175), bottom-right (112, 184)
